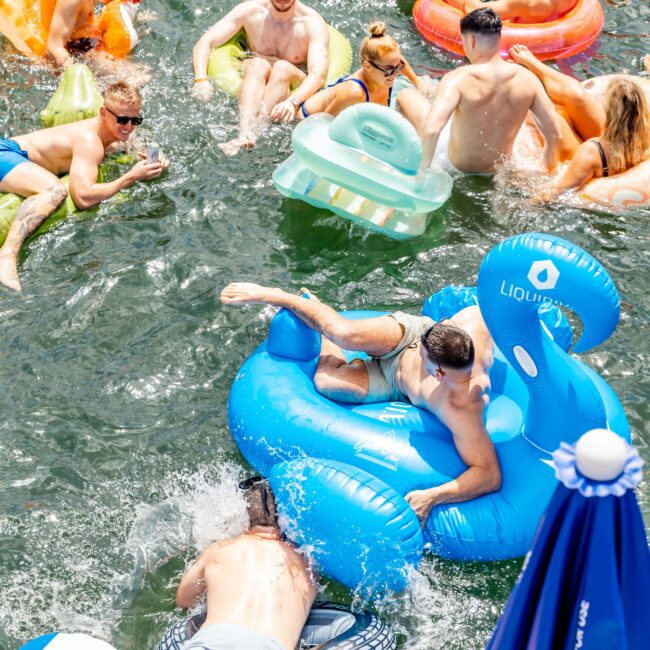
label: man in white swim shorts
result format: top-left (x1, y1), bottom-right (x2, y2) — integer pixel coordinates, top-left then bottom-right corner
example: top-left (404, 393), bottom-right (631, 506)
top-left (176, 477), bottom-right (316, 650)
top-left (221, 282), bottom-right (502, 525)
top-left (396, 8), bottom-right (562, 175)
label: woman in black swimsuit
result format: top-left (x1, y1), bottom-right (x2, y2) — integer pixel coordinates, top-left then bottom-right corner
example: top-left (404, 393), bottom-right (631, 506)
top-left (298, 22), bottom-right (425, 119)
top-left (540, 77), bottom-right (650, 201)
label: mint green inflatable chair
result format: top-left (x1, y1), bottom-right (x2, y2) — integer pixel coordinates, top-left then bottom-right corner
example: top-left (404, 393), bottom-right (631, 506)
top-left (273, 104), bottom-right (452, 239)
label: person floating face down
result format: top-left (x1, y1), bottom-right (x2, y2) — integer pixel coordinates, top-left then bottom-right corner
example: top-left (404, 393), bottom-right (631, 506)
top-left (298, 21), bottom-right (428, 119)
top-left (191, 0), bottom-right (330, 156)
top-left (0, 81), bottom-right (169, 292)
top-left (176, 477), bottom-right (317, 650)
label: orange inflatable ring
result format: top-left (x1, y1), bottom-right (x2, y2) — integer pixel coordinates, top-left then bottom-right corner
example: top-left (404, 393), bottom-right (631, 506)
top-left (0, 0), bottom-right (138, 59)
top-left (412, 0), bottom-right (604, 61)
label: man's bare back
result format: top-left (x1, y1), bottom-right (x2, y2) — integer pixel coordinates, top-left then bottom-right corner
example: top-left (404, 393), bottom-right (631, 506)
top-left (398, 8), bottom-right (561, 174)
top-left (196, 533), bottom-right (315, 650)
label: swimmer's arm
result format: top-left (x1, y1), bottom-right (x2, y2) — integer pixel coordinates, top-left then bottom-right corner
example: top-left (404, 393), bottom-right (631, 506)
top-left (69, 137), bottom-right (163, 209)
top-left (46, 0), bottom-right (84, 67)
top-left (176, 555), bottom-right (207, 609)
top-left (405, 404), bottom-right (501, 523)
top-left (536, 143), bottom-right (599, 202)
top-left (273, 17), bottom-right (329, 120)
top-left (529, 76), bottom-right (562, 172)
top-left (418, 74), bottom-right (461, 172)
top-left (192, 3), bottom-right (248, 82)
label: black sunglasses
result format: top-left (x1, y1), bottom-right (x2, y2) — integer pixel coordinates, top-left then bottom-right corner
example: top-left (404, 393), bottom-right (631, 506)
top-left (104, 105), bottom-right (143, 126)
top-left (367, 59), bottom-right (405, 78)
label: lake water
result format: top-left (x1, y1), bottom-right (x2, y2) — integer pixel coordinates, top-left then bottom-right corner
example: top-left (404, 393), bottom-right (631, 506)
top-left (0, 1), bottom-right (648, 648)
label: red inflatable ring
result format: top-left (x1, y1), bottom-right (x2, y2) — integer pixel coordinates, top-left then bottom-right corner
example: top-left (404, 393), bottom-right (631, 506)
top-left (412, 0), bottom-right (604, 61)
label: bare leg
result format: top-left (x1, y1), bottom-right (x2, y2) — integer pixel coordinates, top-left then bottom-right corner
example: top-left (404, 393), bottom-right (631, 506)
top-left (264, 60), bottom-right (306, 117)
top-left (219, 57), bottom-right (272, 156)
top-left (509, 44), bottom-right (605, 141)
top-left (0, 163), bottom-right (67, 291)
top-left (396, 87), bottom-right (433, 133)
top-left (313, 341), bottom-right (370, 403)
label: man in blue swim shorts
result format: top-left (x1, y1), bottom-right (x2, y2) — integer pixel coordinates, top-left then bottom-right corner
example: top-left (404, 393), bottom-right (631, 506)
top-left (221, 282), bottom-right (502, 524)
top-left (0, 81), bottom-right (167, 292)
top-left (176, 477), bottom-right (316, 650)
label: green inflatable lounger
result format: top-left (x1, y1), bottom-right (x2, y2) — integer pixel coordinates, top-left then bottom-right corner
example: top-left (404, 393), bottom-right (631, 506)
top-left (0, 64), bottom-right (125, 246)
top-left (207, 25), bottom-right (353, 96)
top-left (272, 103), bottom-right (453, 239)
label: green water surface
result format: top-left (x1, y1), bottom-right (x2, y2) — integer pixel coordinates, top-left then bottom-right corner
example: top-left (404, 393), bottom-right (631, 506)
top-left (0, 1), bottom-right (649, 648)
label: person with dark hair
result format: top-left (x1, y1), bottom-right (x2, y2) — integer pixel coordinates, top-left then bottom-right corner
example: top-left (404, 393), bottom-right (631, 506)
top-left (397, 7), bottom-right (562, 175)
top-left (446, 0), bottom-right (576, 24)
top-left (0, 81), bottom-right (168, 292)
top-left (176, 476), bottom-right (316, 650)
top-left (220, 282), bottom-right (501, 523)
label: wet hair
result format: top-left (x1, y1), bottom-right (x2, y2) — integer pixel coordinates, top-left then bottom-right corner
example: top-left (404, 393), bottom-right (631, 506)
top-left (421, 323), bottom-right (475, 370)
top-left (460, 8), bottom-right (502, 37)
top-left (104, 81), bottom-right (142, 106)
top-left (601, 78), bottom-right (650, 175)
top-left (359, 21), bottom-right (400, 64)
top-left (238, 476), bottom-right (278, 529)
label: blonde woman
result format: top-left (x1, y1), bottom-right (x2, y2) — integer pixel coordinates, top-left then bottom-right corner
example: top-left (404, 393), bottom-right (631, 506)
top-left (298, 22), bottom-right (424, 118)
top-left (541, 77), bottom-right (650, 200)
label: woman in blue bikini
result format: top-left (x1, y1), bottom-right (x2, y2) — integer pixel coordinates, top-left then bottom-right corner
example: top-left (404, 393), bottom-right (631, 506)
top-left (298, 22), bottom-right (425, 119)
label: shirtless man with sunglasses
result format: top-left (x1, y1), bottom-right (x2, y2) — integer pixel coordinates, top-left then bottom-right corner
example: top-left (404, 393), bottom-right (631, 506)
top-left (221, 282), bottom-right (501, 525)
top-left (0, 81), bottom-right (168, 292)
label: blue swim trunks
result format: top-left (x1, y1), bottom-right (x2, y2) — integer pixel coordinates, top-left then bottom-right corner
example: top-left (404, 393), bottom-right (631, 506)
top-left (0, 138), bottom-right (30, 183)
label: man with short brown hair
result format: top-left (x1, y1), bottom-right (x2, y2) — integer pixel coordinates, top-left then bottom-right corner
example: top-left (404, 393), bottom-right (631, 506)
top-left (0, 81), bottom-right (167, 291)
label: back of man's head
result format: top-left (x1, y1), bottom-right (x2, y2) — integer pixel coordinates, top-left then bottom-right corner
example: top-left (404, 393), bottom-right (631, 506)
top-left (239, 476), bottom-right (278, 529)
top-left (422, 323), bottom-right (475, 371)
top-left (460, 8), bottom-right (502, 39)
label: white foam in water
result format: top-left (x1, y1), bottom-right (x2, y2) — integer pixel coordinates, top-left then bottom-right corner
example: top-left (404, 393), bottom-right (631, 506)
top-left (0, 460), bottom-right (249, 645)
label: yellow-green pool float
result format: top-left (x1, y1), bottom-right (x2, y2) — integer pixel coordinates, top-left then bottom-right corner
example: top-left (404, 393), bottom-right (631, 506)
top-left (207, 25), bottom-right (353, 96)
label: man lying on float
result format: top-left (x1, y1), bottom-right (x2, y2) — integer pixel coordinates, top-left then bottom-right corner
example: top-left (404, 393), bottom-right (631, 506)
top-left (192, 0), bottom-right (329, 155)
top-left (0, 82), bottom-right (167, 292)
top-left (220, 282), bottom-right (502, 523)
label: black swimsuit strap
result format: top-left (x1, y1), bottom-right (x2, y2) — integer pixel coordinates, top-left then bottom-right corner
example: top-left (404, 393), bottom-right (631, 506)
top-left (592, 140), bottom-right (609, 177)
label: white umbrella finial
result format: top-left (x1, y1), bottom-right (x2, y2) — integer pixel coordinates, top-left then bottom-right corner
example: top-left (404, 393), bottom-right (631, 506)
top-left (575, 429), bottom-right (628, 481)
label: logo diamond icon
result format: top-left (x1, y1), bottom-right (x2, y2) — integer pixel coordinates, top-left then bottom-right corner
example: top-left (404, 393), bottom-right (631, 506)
top-left (528, 260), bottom-right (559, 290)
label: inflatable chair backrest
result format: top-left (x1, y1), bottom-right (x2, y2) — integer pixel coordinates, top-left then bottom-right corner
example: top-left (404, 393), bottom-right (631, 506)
top-left (328, 104), bottom-right (422, 175)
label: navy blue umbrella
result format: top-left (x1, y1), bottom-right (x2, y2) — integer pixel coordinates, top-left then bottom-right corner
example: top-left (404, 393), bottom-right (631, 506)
top-left (487, 429), bottom-right (649, 650)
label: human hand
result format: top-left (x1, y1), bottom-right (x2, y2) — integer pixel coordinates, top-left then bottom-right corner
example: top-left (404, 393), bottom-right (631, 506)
top-left (405, 489), bottom-right (435, 525)
top-left (192, 80), bottom-right (213, 102)
top-left (270, 98), bottom-right (297, 122)
top-left (530, 186), bottom-right (557, 205)
top-left (129, 156), bottom-right (164, 183)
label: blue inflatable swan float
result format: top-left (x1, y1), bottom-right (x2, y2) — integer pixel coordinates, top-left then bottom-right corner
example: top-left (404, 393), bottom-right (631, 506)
top-left (228, 233), bottom-right (630, 561)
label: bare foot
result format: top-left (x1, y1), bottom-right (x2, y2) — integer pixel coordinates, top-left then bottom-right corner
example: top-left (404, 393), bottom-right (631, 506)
top-left (299, 287), bottom-right (320, 302)
top-left (220, 282), bottom-right (280, 305)
top-left (509, 44), bottom-right (542, 70)
top-left (644, 54), bottom-right (650, 73)
top-left (218, 135), bottom-right (255, 157)
top-left (0, 252), bottom-right (21, 292)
